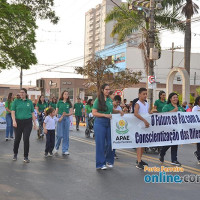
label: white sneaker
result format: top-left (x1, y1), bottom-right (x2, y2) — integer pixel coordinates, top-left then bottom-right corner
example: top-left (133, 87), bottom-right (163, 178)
top-left (101, 165), bottom-right (107, 170)
top-left (54, 149), bottom-right (58, 155)
top-left (63, 151), bottom-right (70, 155)
top-left (5, 138), bottom-right (9, 141)
top-left (106, 163), bottom-right (114, 168)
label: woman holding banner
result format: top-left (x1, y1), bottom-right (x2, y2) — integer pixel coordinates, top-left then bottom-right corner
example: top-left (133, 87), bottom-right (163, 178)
top-left (159, 92), bottom-right (185, 166)
top-left (192, 96), bottom-right (200, 164)
top-left (92, 83), bottom-right (123, 170)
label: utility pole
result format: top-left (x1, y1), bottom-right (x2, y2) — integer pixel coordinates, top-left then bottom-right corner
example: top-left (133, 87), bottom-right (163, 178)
top-left (171, 42), bottom-right (174, 69)
top-left (168, 42), bottom-right (183, 68)
top-left (20, 67), bottom-right (23, 89)
top-left (194, 72), bottom-right (196, 85)
top-left (148, 0), bottom-right (155, 110)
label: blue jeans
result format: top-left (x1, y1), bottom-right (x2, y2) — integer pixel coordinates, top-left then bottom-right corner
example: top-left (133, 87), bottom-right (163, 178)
top-left (55, 116), bottom-right (70, 153)
top-left (85, 113), bottom-right (89, 128)
top-left (94, 117), bottom-right (114, 168)
top-left (6, 113), bottom-right (13, 138)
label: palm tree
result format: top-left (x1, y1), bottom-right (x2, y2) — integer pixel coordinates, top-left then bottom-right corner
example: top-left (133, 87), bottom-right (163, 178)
top-left (105, 0), bottom-right (185, 74)
top-left (180, 0), bottom-right (199, 76)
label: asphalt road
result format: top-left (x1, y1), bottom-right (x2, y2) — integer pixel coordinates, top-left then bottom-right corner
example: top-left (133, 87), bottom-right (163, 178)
top-left (0, 126), bottom-right (200, 200)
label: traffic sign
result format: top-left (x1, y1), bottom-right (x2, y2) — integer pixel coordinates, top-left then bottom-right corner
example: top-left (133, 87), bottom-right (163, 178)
top-left (148, 76), bottom-right (155, 84)
top-left (114, 90), bottom-right (122, 96)
top-left (148, 76), bottom-right (156, 89)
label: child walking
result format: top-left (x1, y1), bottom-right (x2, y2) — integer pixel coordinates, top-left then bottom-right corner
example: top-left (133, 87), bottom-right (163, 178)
top-left (134, 88), bottom-right (150, 169)
top-left (43, 108), bottom-right (64, 157)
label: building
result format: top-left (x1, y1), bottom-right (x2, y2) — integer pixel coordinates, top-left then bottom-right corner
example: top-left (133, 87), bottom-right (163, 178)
top-left (96, 42), bottom-right (200, 102)
top-left (84, 0), bottom-right (121, 64)
top-left (0, 84), bottom-right (41, 102)
top-left (37, 78), bottom-right (87, 104)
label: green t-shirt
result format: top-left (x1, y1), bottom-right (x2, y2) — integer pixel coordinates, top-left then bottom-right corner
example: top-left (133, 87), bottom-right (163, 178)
top-left (37, 102), bottom-right (48, 113)
top-left (93, 98), bottom-right (113, 114)
top-left (154, 99), bottom-right (167, 113)
top-left (11, 98), bottom-right (34, 120)
top-left (5, 100), bottom-right (13, 114)
top-left (162, 103), bottom-right (185, 113)
top-left (56, 100), bottom-right (72, 115)
top-left (49, 102), bottom-right (56, 109)
top-left (74, 103), bottom-right (83, 116)
top-left (85, 104), bottom-right (93, 114)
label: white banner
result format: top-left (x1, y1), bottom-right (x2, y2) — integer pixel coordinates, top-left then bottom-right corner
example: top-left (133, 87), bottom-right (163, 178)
top-left (0, 107), bottom-right (6, 130)
top-left (111, 112), bottom-right (200, 149)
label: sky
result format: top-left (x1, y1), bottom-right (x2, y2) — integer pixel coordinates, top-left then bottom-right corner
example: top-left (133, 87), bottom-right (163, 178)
top-left (0, 0), bottom-right (200, 86)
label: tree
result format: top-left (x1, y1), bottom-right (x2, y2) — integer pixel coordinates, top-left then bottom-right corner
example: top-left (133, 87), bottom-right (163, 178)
top-left (0, 0), bottom-right (59, 87)
top-left (146, 0), bottom-right (199, 76)
top-left (0, 1), bottom-right (37, 70)
top-left (13, 0), bottom-right (59, 24)
top-left (75, 57), bottom-right (142, 92)
top-left (180, 0), bottom-right (199, 75)
top-left (105, 1), bottom-right (185, 74)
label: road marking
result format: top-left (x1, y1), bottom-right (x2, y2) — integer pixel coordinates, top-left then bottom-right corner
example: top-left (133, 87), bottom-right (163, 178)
top-left (70, 136), bottom-right (200, 175)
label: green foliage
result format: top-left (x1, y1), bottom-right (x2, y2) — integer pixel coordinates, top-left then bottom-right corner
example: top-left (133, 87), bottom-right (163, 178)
top-left (0, 0), bottom-right (59, 70)
top-left (13, 0), bottom-right (59, 24)
top-left (105, 1), bottom-right (185, 43)
top-left (0, 0), bottom-right (37, 69)
top-left (75, 56), bottom-right (142, 92)
top-left (196, 87), bottom-right (200, 95)
top-left (174, 91), bottom-right (195, 104)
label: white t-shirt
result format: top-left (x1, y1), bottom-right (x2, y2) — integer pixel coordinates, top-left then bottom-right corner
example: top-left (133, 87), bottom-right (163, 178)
top-left (136, 100), bottom-right (149, 115)
top-left (44, 115), bottom-right (59, 130)
top-left (114, 105), bottom-right (122, 111)
top-left (192, 105), bottom-right (200, 112)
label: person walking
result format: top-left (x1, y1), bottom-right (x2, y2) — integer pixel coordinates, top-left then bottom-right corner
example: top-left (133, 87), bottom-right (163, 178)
top-left (192, 96), bottom-right (200, 164)
top-left (85, 99), bottom-right (93, 128)
top-left (36, 95), bottom-right (48, 138)
top-left (54, 91), bottom-right (73, 155)
top-left (49, 97), bottom-right (57, 110)
top-left (159, 92), bottom-right (185, 166)
top-left (134, 88), bottom-right (150, 169)
top-left (11, 88), bottom-right (37, 163)
top-left (92, 83), bottom-right (123, 170)
top-left (43, 107), bottom-right (64, 157)
top-left (5, 93), bottom-right (14, 141)
top-left (74, 98), bottom-right (83, 131)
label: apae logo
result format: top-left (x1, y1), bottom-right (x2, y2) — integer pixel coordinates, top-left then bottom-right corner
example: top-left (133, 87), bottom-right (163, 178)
top-left (116, 119), bottom-right (129, 134)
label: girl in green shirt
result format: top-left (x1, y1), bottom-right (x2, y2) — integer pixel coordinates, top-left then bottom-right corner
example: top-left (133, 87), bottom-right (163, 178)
top-left (92, 83), bottom-right (124, 170)
top-left (49, 97), bottom-right (57, 110)
top-left (55, 90), bottom-right (73, 155)
top-left (153, 91), bottom-right (167, 113)
top-left (36, 95), bottom-right (48, 138)
top-left (5, 93), bottom-right (14, 141)
top-left (85, 99), bottom-right (93, 129)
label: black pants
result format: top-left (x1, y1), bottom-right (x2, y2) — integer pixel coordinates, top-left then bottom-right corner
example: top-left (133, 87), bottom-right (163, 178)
top-left (195, 143), bottom-right (200, 160)
top-left (160, 145), bottom-right (178, 162)
top-left (13, 118), bottom-right (32, 158)
top-left (45, 130), bottom-right (55, 153)
top-left (75, 116), bottom-right (81, 129)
